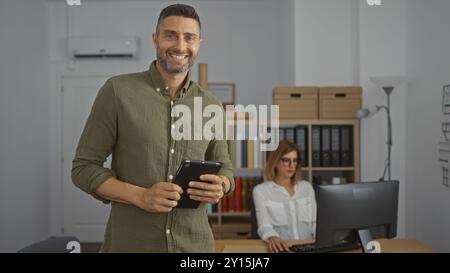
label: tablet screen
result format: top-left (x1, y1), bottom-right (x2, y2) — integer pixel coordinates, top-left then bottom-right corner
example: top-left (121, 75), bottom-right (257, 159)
top-left (173, 160), bottom-right (222, 209)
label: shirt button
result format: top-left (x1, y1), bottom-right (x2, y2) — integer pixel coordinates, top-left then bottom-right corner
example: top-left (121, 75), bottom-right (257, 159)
top-left (166, 229), bottom-right (170, 235)
top-left (170, 149), bottom-right (175, 154)
top-left (169, 174), bottom-right (173, 180)
top-left (156, 88), bottom-right (160, 92)
top-left (165, 86), bottom-right (169, 90)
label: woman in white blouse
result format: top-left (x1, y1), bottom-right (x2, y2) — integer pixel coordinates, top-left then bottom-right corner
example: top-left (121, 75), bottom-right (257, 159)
top-left (253, 140), bottom-right (316, 253)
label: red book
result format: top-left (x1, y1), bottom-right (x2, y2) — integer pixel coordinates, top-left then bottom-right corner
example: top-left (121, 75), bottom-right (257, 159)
top-left (222, 194), bottom-right (228, 213)
top-left (234, 177), bottom-right (242, 212)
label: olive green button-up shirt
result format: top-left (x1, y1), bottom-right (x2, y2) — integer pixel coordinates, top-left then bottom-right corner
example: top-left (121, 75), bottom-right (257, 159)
top-left (71, 61), bottom-right (234, 253)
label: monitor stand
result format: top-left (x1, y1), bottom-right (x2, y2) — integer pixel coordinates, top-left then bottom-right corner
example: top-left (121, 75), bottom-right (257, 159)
top-left (358, 229), bottom-right (381, 253)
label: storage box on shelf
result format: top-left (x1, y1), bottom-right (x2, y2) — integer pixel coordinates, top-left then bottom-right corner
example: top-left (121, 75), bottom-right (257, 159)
top-left (318, 87), bottom-right (362, 119)
top-left (273, 87), bottom-right (319, 120)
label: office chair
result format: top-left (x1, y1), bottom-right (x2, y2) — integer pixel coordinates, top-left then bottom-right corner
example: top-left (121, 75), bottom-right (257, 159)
top-left (250, 195), bottom-right (259, 239)
top-left (17, 236), bottom-right (81, 253)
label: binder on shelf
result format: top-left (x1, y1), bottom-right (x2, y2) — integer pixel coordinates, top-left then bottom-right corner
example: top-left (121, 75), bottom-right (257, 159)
top-left (321, 126), bottom-right (331, 167)
top-left (285, 127), bottom-right (296, 143)
top-left (312, 126), bottom-right (321, 167)
top-left (331, 126), bottom-right (341, 166)
top-left (279, 128), bottom-right (286, 141)
top-left (341, 126), bottom-right (353, 166)
top-left (295, 126), bottom-right (308, 167)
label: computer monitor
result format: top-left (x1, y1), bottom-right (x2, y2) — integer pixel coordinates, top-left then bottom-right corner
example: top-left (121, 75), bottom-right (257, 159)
top-left (314, 180), bottom-right (399, 248)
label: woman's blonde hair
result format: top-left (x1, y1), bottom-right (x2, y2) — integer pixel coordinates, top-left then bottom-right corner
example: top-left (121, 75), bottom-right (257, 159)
top-left (264, 140), bottom-right (303, 184)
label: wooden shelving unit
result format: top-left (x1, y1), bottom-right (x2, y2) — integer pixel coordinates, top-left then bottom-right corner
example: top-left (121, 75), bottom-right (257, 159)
top-left (210, 86), bottom-right (362, 239)
top-left (209, 119), bottom-right (360, 239)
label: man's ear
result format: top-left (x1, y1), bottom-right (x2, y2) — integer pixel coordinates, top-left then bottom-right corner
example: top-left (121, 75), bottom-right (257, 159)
top-left (152, 32), bottom-right (157, 48)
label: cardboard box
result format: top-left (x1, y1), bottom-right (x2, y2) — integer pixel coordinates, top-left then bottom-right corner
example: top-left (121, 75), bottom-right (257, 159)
top-left (319, 87), bottom-right (362, 119)
top-left (273, 87), bottom-right (319, 119)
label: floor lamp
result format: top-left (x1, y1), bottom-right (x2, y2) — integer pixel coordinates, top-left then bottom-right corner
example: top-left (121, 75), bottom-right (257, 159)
top-left (356, 76), bottom-right (406, 181)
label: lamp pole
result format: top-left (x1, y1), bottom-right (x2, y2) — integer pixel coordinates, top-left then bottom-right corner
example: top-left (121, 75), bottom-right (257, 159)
top-left (382, 87), bottom-right (394, 181)
top-left (368, 76), bottom-right (405, 182)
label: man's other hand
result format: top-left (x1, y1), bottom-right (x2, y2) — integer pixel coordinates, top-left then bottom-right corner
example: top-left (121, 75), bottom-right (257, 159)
top-left (187, 174), bottom-right (224, 204)
top-left (137, 182), bottom-right (183, 213)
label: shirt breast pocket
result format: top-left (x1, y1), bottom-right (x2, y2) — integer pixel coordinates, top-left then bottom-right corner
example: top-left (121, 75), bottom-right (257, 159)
top-left (266, 201), bottom-right (288, 226)
top-left (185, 140), bottom-right (210, 160)
top-left (296, 197), bottom-right (316, 223)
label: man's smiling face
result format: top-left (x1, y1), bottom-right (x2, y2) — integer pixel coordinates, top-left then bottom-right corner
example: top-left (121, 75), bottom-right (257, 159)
top-left (153, 16), bottom-right (201, 74)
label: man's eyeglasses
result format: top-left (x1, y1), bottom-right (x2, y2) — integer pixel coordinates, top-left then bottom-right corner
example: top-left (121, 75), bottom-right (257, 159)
top-left (280, 158), bottom-right (298, 167)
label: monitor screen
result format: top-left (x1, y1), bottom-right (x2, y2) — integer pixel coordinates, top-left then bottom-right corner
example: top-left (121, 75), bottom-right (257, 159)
top-left (314, 180), bottom-right (399, 248)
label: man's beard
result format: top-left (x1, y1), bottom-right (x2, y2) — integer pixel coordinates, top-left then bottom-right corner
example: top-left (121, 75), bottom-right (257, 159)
top-left (156, 48), bottom-right (196, 74)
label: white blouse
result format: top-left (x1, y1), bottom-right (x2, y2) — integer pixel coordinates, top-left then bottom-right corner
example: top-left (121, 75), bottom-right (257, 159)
top-left (253, 180), bottom-right (316, 241)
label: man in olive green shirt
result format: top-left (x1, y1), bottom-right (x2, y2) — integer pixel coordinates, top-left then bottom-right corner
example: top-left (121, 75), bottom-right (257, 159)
top-left (72, 4), bottom-right (234, 253)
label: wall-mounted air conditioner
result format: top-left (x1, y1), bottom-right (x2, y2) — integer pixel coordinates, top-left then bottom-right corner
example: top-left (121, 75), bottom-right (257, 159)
top-left (67, 36), bottom-right (140, 59)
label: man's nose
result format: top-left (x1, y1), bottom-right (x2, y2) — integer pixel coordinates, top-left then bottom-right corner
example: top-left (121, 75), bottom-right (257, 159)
top-left (174, 37), bottom-right (187, 51)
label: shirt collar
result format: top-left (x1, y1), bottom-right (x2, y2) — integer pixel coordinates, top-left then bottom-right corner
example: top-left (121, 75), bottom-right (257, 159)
top-left (269, 180), bottom-right (301, 188)
top-left (148, 60), bottom-right (192, 98)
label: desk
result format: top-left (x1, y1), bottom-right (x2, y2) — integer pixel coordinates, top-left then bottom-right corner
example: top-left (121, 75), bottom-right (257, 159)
top-left (215, 239), bottom-right (434, 253)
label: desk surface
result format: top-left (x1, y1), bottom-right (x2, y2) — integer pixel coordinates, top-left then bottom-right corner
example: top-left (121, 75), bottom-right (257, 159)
top-left (215, 239), bottom-right (434, 253)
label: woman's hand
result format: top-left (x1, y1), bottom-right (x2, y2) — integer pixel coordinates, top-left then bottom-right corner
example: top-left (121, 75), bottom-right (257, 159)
top-left (267, 236), bottom-right (290, 253)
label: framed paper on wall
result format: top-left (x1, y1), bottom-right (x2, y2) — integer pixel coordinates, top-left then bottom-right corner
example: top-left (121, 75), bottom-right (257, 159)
top-left (208, 83), bottom-right (236, 107)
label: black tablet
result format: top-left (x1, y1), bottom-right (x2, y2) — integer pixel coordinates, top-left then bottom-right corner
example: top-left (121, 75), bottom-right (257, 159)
top-left (173, 159), bottom-right (223, 209)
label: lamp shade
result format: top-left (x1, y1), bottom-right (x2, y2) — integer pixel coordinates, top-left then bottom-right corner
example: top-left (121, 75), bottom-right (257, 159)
top-left (370, 76), bottom-right (406, 88)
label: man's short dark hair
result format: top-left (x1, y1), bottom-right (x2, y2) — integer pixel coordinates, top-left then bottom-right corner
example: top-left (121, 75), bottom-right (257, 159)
top-left (156, 4), bottom-right (201, 34)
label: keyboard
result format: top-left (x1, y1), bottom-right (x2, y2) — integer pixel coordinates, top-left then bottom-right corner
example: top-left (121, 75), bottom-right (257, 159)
top-left (289, 242), bottom-right (361, 253)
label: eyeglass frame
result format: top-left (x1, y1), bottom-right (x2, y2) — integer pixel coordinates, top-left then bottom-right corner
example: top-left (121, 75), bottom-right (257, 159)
top-left (279, 157), bottom-right (299, 167)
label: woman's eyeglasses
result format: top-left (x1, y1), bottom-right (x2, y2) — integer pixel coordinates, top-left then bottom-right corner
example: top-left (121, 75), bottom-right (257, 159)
top-left (280, 158), bottom-right (298, 167)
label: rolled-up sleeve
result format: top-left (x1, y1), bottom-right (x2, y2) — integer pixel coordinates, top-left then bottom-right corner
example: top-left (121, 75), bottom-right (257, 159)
top-left (205, 138), bottom-right (235, 195)
top-left (253, 187), bottom-right (279, 241)
top-left (71, 80), bottom-right (117, 203)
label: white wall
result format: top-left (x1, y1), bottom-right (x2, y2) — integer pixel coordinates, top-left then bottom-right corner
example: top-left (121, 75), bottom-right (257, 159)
top-left (0, 0), bottom-right (50, 252)
top-left (294, 0), bottom-right (407, 237)
top-left (0, 0), bottom-right (295, 252)
top-left (47, 0), bottom-right (295, 236)
top-left (358, 0), bottom-right (407, 237)
top-left (49, 0), bottom-right (295, 105)
top-left (294, 0), bottom-right (359, 85)
top-left (406, 0), bottom-right (450, 252)
top-left (2, 0), bottom-right (448, 252)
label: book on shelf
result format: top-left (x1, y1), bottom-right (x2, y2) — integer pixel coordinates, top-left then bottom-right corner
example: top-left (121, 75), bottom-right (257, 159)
top-left (247, 139), bottom-right (254, 169)
top-left (217, 176), bottom-right (261, 214)
top-left (241, 140), bottom-right (248, 168)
